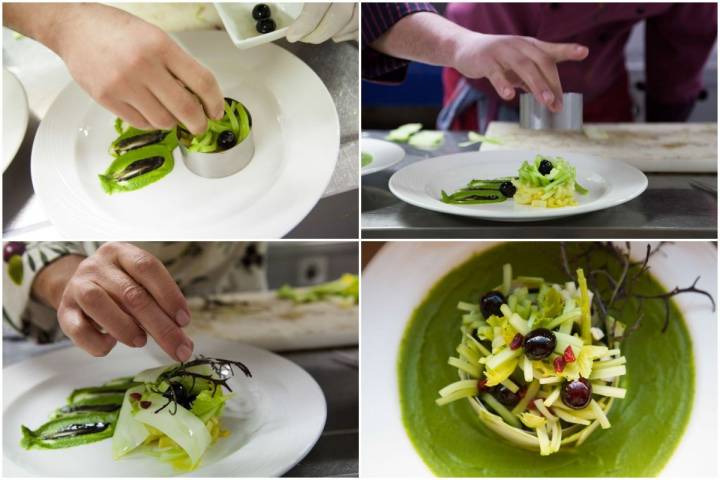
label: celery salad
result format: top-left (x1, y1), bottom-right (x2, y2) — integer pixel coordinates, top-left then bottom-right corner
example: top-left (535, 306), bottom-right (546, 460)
top-left (441, 155), bottom-right (588, 208)
top-left (436, 264), bottom-right (627, 455)
top-left (21, 357), bottom-right (251, 471)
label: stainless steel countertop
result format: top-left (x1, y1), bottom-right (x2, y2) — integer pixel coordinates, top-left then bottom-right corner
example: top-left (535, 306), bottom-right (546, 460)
top-left (3, 328), bottom-right (358, 477)
top-left (361, 130), bottom-right (717, 239)
top-left (2, 28), bottom-right (358, 239)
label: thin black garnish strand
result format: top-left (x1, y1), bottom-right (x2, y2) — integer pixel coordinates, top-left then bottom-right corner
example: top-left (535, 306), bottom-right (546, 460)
top-left (560, 242), bottom-right (715, 342)
top-left (151, 357), bottom-right (252, 415)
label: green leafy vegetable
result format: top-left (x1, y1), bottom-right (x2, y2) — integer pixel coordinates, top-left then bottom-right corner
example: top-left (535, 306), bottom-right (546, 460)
top-left (277, 273), bottom-right (359, 305)
top-left (386, 123), bottom-right (422, 142)
top-left (408, 130), bottom-right (444, 150)
top-left (98, 144), bottom-right (175, 195)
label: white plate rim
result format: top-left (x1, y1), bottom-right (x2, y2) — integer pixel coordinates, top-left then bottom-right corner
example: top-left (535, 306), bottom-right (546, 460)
top-left (388, 150), bottom-right (648, 222)
top-left (30, 32), bottom-right (340, 239)
top-left (3, 342), bottom-right (327, 477)
top-left (361, 138), bottom-right (405, 176)
top-left (3, 68), bottom-right (30, 171)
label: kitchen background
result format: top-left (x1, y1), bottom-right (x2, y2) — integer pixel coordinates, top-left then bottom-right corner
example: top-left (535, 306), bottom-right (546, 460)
top-left (362, 3), bottom-right (718, 128)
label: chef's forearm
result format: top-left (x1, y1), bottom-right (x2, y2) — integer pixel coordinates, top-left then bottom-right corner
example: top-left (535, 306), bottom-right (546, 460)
top-left (3, 3), bottom-right (83, 55)
top-left (369, 11), bottom-right (474, 71)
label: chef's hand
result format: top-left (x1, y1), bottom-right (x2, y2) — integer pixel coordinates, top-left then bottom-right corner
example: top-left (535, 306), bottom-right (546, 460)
top-left (287, 2), bottom-right (358, 43)
top-left (451, 34), bottom-right (588, 112)
top-left (3, 3), bottom-right (224, 135)
top-left (32, 242), bottom-right (193, 362)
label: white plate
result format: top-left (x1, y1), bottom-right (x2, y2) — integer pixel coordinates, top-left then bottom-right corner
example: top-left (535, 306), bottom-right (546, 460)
top-left (3, 68), bottom-right (30, 170)
top-left (3, 339), bottom-right (326, 477)
top-left (31, 30), bottom-right (339, 239)
top-left (388, 150), bottom-right (648, 222)
top-left (215, 3), bottom-right (303, 49)
top-left (361, 138), bottom-right (405, 176)
top-left (361, 242), bottom-right (717, 476)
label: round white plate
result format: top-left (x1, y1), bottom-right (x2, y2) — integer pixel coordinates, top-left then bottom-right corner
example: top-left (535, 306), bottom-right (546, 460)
top-left (361, 138), bottom-right (405, 176)
top-left (3, 340), bottom-right (326, 477)
top-left (3, 68), bottom-right (30, 170)
top-left (361, 242), bottom-right (717, 476)
top-left (388, 150), bottom-right (648, 222)
top-left (31, 30), bottom-right (339, 239)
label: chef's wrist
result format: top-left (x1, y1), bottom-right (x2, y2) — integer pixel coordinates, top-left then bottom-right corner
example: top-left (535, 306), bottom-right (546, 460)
top-left (447, 30), bottom-right (482, 71)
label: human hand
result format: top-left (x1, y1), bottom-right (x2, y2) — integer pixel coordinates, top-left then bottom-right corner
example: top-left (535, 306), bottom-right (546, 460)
top-left (451, 33), bottom-right (588, 112)
top-left (33, 242), bottom-right (192, 361)
top-left (48, 4), bottom-right (224, 134)
top-left (287, 2), bottom-right (358, 44)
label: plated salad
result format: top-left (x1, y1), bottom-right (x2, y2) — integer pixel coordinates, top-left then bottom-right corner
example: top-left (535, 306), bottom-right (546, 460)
top-left (436, 264), bottom-right (626, 455)
top-left (21, 357), bottom-right (251, 471)
top-left (441, 155), bottom-right (587, 208)
top-left (99, 98), bottom-right (251, 194)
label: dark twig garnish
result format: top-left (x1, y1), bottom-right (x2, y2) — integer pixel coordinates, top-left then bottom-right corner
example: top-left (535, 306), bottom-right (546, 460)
top-left (151, 357), bottom-right (252, 415)
top-left (560, 242), bottom-right (715, 342)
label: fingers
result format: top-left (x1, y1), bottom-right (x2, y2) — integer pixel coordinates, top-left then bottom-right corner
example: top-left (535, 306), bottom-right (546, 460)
top-left (532, 38), bottom-right (589, 63)
top-left (504, 49), bottom-right (556, 111)
top-left (59, 304), bottom-right (117, 357)
top-left (165, 45), bottom-right (224, 122)
top-left (151, 68), bottom-right (208, 135)
top-left (286, 3), bottom-right (332, 43)
top-left (103, 100), bottom-right (153, 130)
top-left (515, 41), bottom-right (564, 111)
top-left (93, 265), bottom-right (193, 362)
top-left (72, 279), bottom-right (147, 348)
top-left (487, 66), bottom-right (516, 101)
top-left (127, 87), bottom-right (177, 131)
top-left (107, 243), bottom-right (190, 326)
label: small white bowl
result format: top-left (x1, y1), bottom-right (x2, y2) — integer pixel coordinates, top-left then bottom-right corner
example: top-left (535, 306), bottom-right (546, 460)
top-left (215, 2), bottom-right (303, 50)
top-left (180, 105), bottom-right (254, 179)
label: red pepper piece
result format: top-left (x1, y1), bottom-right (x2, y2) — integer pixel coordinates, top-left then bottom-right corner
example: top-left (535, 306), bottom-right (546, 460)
top-left (563, 345), bottom-right (576, 363)
top-left (553, 356), bottom-right (566, 373)
top-left (140, 400), bottom-right (152, 409)
top-left (129, 392), bottom-right (142, 401)
top-left (477, 379), bottom-right (489, 392)
top-left (509, 333), bottom-right (524, 350)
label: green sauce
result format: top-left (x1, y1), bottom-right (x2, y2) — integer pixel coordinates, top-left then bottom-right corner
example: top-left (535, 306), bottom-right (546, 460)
top-left (398, 243), bottom-right (693, 476)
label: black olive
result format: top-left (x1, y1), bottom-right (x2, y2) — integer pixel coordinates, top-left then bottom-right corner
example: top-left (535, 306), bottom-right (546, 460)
top-left (561, 377), bottom-right (592, 409)
top-left (499, 181), bottom-right (516, 198)
top-left (523, 328), bottom-right (557, 360)
top-left (538, 159), bottom-right (553, 175)
top-left (256, 18), bottom-right (276, 34)
top-left (480, 291), bottom-right (506, 318)
top-left (492, 384), bottom-right (521, 407)
top-left (3, 242), bottom-right (26, 263)
top-left (218, 130), bottom-right (237, 150)
top-left (252, 4), bottom-right (271, 20)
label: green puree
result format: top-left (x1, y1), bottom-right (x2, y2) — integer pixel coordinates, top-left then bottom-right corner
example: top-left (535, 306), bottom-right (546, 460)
top-left (398, 243), bottom-right (694, 477)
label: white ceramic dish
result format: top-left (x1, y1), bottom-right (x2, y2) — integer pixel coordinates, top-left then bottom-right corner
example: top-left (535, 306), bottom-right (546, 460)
top-left (31, 30), bottom-right (339, 239)
top-left (3, 68), bottom-right (30, 170)
top-left (361, 241), bottom-right (717, 476)
top-left (361, 138), bottom-right (405, 176)
top-left (215, 3), bottom-right (303, 49)
top-left (3, 339), bottom-right (326, 477)
top-left (388, 150), bottom-right (647, 222)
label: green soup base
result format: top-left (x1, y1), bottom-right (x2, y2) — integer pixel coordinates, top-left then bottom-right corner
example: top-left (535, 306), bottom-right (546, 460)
top-left (398, 243), bottom-right (694, 477)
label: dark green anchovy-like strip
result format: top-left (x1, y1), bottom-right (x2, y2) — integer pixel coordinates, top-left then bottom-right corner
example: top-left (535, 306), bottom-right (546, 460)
top-left (21, 411), bottom-right (118, 450)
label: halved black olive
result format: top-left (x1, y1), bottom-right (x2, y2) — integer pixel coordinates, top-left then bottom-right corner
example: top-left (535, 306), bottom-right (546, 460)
top-left (480, 291), bottom-right (506, 318)
top-left (115, 156), bottom-right (165, 182)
